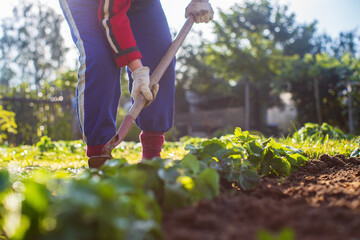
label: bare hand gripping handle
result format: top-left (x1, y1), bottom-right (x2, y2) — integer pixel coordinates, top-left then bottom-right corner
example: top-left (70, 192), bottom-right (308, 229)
top-left (88, 16), bottom-right (195, 168)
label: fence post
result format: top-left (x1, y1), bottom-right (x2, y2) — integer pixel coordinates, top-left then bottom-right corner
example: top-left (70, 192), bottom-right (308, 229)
top-left (244, 80), bottom-right (250, 130)
top-left (347, 81), bottom-right (354, 134)
top-left (314, 77), bottom-right (322, 124)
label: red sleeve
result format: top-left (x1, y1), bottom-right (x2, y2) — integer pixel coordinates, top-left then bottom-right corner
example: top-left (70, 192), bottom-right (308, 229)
top-left (98, 0), bottom-right (142, 68)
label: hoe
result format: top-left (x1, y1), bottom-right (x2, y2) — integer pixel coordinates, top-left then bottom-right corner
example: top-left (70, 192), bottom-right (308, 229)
top-left (88, 16), bottom-right (195, 168)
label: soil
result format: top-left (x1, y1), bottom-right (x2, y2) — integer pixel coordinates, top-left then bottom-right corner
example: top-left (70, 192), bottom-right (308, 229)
top-left (162, 155), bottom-right (360, 240)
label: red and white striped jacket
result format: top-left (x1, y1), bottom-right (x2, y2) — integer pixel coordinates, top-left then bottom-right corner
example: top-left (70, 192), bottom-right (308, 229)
top-left (98, 0), bottom-right (154, 68)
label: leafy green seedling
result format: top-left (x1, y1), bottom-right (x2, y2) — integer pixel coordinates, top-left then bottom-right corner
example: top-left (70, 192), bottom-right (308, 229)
top-left (182, 154), bottom-right (200, 174)
top-left (257, 227), bottom-right (296, 240)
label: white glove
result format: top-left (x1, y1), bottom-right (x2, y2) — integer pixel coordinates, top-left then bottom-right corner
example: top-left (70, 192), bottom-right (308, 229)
top-left (131, 66), bottom-right (159, 106)
top-left (185, 0), bottom-right (214, 23)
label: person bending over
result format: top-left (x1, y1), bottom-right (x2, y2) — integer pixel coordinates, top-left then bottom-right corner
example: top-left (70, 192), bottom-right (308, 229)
top-left (59, 0), bottom-right (213, 166)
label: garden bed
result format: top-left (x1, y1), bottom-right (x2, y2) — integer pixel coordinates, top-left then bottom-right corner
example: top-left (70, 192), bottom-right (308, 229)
top-left (163, 155), bottom-right (360, 240)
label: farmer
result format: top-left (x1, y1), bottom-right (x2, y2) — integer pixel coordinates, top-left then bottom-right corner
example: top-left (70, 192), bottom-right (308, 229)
top-left (59, 0), bottom-right (214, 164)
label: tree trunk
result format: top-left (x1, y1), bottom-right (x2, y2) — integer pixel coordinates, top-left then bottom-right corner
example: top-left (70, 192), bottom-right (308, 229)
top-left (244, 81), bottom-right (250, 130)
top-left (347, 81), bottom-right (354, 134)
top-left (314, 78), bottom-right (322, 124)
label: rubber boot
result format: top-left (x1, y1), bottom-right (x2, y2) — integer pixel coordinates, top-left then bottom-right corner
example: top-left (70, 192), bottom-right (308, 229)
top-left (139, 131), bottom-right (165, 160)
top-left (86, 144), bottom-right (105, 158)
top-left (87, 144), bottom-right (113, 169)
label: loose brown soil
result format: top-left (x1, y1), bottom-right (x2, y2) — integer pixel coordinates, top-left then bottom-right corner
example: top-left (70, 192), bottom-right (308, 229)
top-left (162, 155), bottom-right (360, 240)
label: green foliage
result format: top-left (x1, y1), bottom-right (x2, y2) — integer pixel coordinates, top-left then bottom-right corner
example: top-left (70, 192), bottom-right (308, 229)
top-left (53, 71), bottom-right (78, 94)
top-left (1, 71), bottom-right (79, 145)
top-left (0, 105), bottom-right (17, 143)
top-left (350, 139), bottom-right (360, 157)
top-left (186, 128), bottom-right (308, 190)
top-left (36, 136), bottom-right (56, 152)
top-left (211, 126), bottom-right (236, 138)
top-left (176, 0), bottom-right (322, 129)
top-left (292, 122), bottom-right (349, 142)
top-left (280, 135), bottom-right (358, 160)
top-left (175, 0), bottom-right (360, 132)
top-left (0, 0), bottom-right (75, 145)
top-left (0, 0), bottom-right (67, 87)
top-left (0, 170), bottom-right (162, 240)
top-left (257, 227), bottom-right (295, 240)
top-left (0, 124), bottom-right (358, 240)
top-left (0, 153), bottom-right (220, 239)
top-left (279, 52), bottom-right (360, 131)
top-left (0, 170), bottom-right (10, 193)
top-left (34, 136), bottom-right (85, 158)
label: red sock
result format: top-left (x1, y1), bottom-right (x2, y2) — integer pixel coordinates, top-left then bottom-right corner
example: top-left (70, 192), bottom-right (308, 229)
top-left (86, 144), bottom-right (105, 158)
top-left (140, 131), bottom-right (165, 160)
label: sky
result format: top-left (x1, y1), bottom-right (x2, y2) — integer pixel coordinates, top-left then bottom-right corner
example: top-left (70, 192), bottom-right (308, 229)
top-left (1, 0), bottom-right (360, 66)
top-left (1, 0), bottom-right (359, 36)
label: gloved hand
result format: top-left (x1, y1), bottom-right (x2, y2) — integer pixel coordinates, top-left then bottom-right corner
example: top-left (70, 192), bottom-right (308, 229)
top-left (131, 66), bottom-right (159, 106)
top-left (185, 0), bottom-right (214, 23)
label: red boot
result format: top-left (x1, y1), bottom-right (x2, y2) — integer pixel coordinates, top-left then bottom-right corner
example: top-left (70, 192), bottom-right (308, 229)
top-left (86, 144), bottom-right (105, 158)
top-left (139, 131), bottom-right (165, 160)
top-left (87, 144), bottom-right (112, 169)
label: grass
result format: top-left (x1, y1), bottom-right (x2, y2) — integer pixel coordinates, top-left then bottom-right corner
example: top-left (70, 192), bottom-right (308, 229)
top-left (0, 134), bottom-right (358, 178)
top-left (0, 139), bottom-right (189, 178)
top-left (0, 131), bottom-right (358, 240)
top-left (279, 137), bottom-right (359, 159)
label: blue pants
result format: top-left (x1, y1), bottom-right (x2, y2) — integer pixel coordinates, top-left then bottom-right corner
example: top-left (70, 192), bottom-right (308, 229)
top-left (59, 0), bottom-right (175, 147)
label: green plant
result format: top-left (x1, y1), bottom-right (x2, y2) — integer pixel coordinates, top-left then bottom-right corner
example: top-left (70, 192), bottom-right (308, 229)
top-left (36, 136), bottom-right (56, 152)
top-left (211, 126), bottom-right (234, 138)
top-left (2, 124), bottom-right (357, 240)
top-left (0, 153), bottom-right (220, 239)
top-left (186, 128), bottom-right (308, 190)
top-left (350, 139), bottom-right (360, 157)
top-left (0, 105), bottom-right (17, 144)
top-left (257, 227), bottom-right (296, 240)
top-left (292, 122), bottom-right (349, 142)
top-left (164, 127), bottom-right (180, 142)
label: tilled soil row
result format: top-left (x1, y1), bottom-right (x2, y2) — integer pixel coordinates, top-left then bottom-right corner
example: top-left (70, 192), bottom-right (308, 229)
top-left (162, 155), bottom-right (360, 240)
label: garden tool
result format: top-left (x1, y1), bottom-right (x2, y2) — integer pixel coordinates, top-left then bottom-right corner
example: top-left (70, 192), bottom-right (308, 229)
top-left (88, 16), bottom-right (195, 168)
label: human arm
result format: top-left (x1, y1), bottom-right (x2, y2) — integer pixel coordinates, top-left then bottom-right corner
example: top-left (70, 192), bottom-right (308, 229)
top-left (98, 1), bottom-right (156, 103)
top-left (98, 0), bottom-right (142, 68)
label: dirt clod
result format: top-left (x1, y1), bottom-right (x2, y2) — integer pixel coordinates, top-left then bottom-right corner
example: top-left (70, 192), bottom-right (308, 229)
top-left (320, 154), bottom-right (346, 167)
top-left (348, 157), bottom-right (360, 165)
top-left (304, 159), bottom-right (328, 173)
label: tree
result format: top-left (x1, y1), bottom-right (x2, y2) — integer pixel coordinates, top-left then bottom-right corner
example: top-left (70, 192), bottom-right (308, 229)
top-left (0, 0), bottom-right (67, 88)
top-left (175, 0), bottom-right (360, 133)
top-left (336, 53), bottom-right (360, 133)
top-left (279, 52), bottom-right (360, 133)
top-left (203, 0), bottom-right (318, 129)
top-left (176, 33), bottom-right (235, 97)
top-left (332, 31), bottom-right (358, 58)
top-left (278, 26), bottom-right (360, 133)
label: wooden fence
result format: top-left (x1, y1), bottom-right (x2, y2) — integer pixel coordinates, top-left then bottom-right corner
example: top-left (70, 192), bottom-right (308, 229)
top-left (174, 107), bottom-right (245, 137)
top-left (0, 96), bottom-right (80, 144)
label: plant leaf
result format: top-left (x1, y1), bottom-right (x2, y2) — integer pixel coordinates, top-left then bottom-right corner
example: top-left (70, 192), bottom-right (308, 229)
top-left (182, 154), bottom-right (200, 174)
top-left (0, 170), bottom-right (10, 193)
top-left (239, 168), bottom-right (260, 190)
top-left (269, 156), bottom-right (291, 176)
top-left (197, 168), bottom-right (220, 198)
